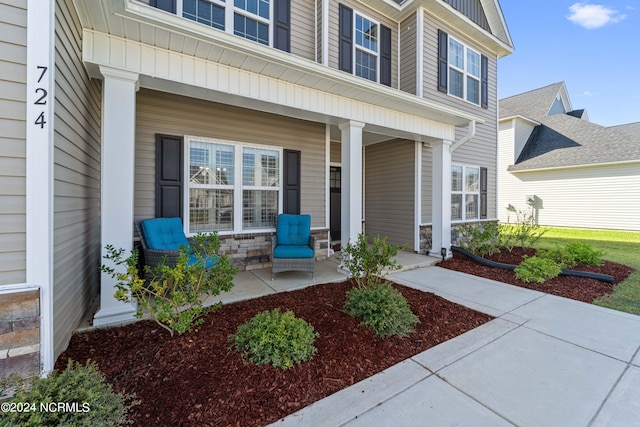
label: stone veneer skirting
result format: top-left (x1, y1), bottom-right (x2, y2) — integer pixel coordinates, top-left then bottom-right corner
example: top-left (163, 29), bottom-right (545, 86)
top-left (219, 229), bottom-right (330, 272)
top-left (0, 289), bottom-right (41, 379)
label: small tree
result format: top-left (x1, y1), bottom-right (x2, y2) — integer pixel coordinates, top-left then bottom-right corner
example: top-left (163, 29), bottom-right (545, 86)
top-left (101, 232), bottom-right (237, 337)
top-left (501, 205), bottom-right (548, 250)
top-left (337, 233), bottom-right (404, 287)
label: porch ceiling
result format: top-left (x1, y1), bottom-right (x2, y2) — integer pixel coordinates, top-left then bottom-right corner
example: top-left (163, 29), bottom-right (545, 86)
top-left (73, 0), bottom-right (485, 141)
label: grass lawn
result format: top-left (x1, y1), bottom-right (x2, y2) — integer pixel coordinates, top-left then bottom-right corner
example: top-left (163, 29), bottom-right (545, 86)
top-left (535, 227), bottom-right (640, 315)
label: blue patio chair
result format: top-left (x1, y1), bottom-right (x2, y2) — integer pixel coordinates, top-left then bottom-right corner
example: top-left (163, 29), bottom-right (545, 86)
top-left (137, 217), bottom-right (217, 270)
top-left (271, 214), bottom-right (316, 280)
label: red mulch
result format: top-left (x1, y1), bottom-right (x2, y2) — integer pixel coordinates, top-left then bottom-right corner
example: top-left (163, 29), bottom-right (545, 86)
top-left (438, 247), bottom-right (634, 303)
top-left (56, 280), bottom-right (492, 426)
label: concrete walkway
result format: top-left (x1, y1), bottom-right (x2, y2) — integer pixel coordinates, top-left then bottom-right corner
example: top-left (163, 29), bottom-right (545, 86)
top-left (259, 263), bottom-right (640, 427)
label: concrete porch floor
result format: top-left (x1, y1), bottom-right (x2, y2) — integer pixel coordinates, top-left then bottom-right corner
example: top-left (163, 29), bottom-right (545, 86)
top-left (210, 251), bottom-right (440, 307)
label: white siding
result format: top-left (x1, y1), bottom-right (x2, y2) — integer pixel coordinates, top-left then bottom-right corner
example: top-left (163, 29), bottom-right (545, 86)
top-left (135, 89), bottom-right (327, 228)
top-left (0, 0), bottom-right (27, 286)
top-left (52, 0), bottom-right (102, 358)
top-left (499, 163), bottom-right (640, 231)
top-left (365, 139), bottom-right (415, 247)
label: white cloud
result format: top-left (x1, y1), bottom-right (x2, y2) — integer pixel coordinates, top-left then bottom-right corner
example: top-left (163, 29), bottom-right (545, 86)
top-left (583, 91), bottom-right (597, 96)
top-left (567, 3), bottom-right (626, 29)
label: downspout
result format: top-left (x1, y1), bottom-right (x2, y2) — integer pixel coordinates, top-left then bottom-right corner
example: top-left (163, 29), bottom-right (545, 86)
top-left (450, 120), bottom-right (476, 152)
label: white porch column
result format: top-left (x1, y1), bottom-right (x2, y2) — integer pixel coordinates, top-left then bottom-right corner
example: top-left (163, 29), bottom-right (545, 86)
top-left (93, 67), bottom-right (139, 327)
top-left (339, 120), bottom-right (365, 248)
top-left (431, 140), bottom-right (453, 258)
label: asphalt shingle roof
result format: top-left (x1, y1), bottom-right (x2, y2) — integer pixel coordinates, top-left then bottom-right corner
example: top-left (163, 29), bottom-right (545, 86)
top-left (500, 83), bottom-right (640, 171)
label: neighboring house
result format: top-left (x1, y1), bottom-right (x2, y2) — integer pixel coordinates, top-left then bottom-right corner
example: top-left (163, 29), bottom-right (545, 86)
top-left (0, 0), bottom-right (513, 378)
top-left (498, 82), bottom-right (640, 231)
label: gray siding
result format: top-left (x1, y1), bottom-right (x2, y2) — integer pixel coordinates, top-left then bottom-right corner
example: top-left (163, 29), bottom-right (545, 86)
top-left (399, 13), bottom-right (416, 95)
top-left (53, 0), bottom-right (102, 358)
top-left (0, 0), bottom-right (27, 285)
top-left (422, 12), bottom-right (499, 221)
top-left (135, 89), bottom-right (327, 228)
top-left (290, 0), bottom-right (316, 61)
top-left (328, 0), bottom-right (398, 88)
top-left (365, 139), bottom-right (414, 247)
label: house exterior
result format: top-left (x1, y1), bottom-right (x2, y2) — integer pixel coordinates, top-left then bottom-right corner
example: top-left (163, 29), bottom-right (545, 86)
top-left (0, 0), bottom-right (512, 378)
top-left (498, 82), bottom-right (640, 231)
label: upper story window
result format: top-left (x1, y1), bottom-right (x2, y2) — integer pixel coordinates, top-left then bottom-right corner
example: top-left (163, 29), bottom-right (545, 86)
top-left (182, 0), bottom-right (270, 45)
top-left (438, 29), bottom-right (488, 109)
top-left (354, 13), bottom-right (379, 82)
top-left (150, 0), bottom-right (291, 51)
top-left (339, 4), bottom-right (392, 86)
top-left (448, 37), bottom-right (480, 104)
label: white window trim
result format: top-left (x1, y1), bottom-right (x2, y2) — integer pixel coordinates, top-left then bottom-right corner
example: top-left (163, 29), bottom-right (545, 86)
top-left (448, 36), bottom-right (481, 106)
top-left (353, 11), bottom-right (380, 83)
top-left (184, 135), bottom-right (283, 236)
top-left (451, 163), bottom-right (480, 223)
top-left (177, 0), bottom-right (274, 47)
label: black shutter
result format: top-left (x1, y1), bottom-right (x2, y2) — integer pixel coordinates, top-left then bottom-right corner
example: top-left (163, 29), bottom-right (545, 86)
top-left (273, 0), bottom-right (291, 53)
top-left (283, 149), bottom-right (301, 214)
top-left (150, 0), bottom-right (176, 13)
top-left (155, 134), bottom-right (183, 219)
top-left (437, 29), bottom-right (448, 93)
top-left (481, 54), bottom-right (489, 109)
top-left (339, 4), bottom-right (353, 73)
top-left (480, 167), bottom-right (488, 219)
top-left (380, 25), bottom-right (392, 86)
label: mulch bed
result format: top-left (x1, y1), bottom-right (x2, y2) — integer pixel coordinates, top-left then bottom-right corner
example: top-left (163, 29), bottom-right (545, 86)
top-left (438, 247), bottom-right (634, 303)
top-left (56, 280), bottom-right (492, 426)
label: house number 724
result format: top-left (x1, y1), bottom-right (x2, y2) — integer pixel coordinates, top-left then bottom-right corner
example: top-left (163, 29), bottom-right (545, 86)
top-left (34, 66), bottom-right (48, 129)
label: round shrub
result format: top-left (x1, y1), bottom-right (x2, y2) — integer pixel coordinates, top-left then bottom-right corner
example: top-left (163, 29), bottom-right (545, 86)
top-left (564, 241), bottom-right (604, 266)
top-left (2, 360), bottom-right (136, 427)
top-left (538, 246), bottom-right (577, 269)
top-left (515, 256), bottom-right (562, 283)
top-left (344, 283), bottom-right (419, 338)
top-left (231, 309), bottom-right (319, 370)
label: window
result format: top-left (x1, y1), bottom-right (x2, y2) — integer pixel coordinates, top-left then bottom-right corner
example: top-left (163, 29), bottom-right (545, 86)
top-left (448, 37), bottom-right (481, 105)
top-left (354, 13), bottom-right (378, 82)
top-left (451, 165), bottom-right (480, 221)
top-left (187, 137), bottom-right (281, 234)
top-left (338, 5), bottom-right (392, 86)
top-left (182, 0), bottom-right (271, 46)
top-left (437, 29), bottom-right (488, 108)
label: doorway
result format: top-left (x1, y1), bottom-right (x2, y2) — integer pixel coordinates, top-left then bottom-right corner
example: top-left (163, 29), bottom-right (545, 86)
top-left (329, 166), bottom-right (341, 249)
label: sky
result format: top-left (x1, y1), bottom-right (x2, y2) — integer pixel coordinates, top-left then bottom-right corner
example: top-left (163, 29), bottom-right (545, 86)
top-left (497, 1), bottom-right (639, 127)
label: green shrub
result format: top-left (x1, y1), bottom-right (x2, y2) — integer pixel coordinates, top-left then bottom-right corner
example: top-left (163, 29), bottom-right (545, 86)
top-left (459, 222), bottom-right (500, 256)
top-left (344, 283), bottom-right (419, 338)
top-left (102, 232), bottom-right (237, 337)
top-left (564, 241), bottom-right (604, 266)
top-left (537, 246), bottom-right (577, 269)
top-left (337, 233), bottom-right (404, 287)
top-left (231, 309), bottom-right (319, 370)
top-left (514, 256), bottom-right (562, 283)
top-left (1, 360), bottom-right (137, 427)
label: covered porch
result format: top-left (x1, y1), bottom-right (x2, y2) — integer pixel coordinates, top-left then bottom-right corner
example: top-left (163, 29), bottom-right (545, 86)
top-left (78, 2), bottom-right (483, 328)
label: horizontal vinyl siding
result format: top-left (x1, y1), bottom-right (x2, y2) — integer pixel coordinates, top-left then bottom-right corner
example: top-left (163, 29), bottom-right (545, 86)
top-left (502, 164), bottom-right (640, 231)
top-left (365, 139), bottom-right (414, 247)
top-left (53, 0), bottom-right (102, 359)
top-left (290, 0), bottom-right (316, 61)
top-left (135, 89), bottom-right (327, 228)
top-left (421, 143), bottom-right (433, 223)
top-left (399, 13), bottom-right (416, 95)
top-left (423, 13), bottom-right (499, 220)
top-left (328, 0), bottom-right (398, 88)
top-left (0, 0), bottom-right (27, 285)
